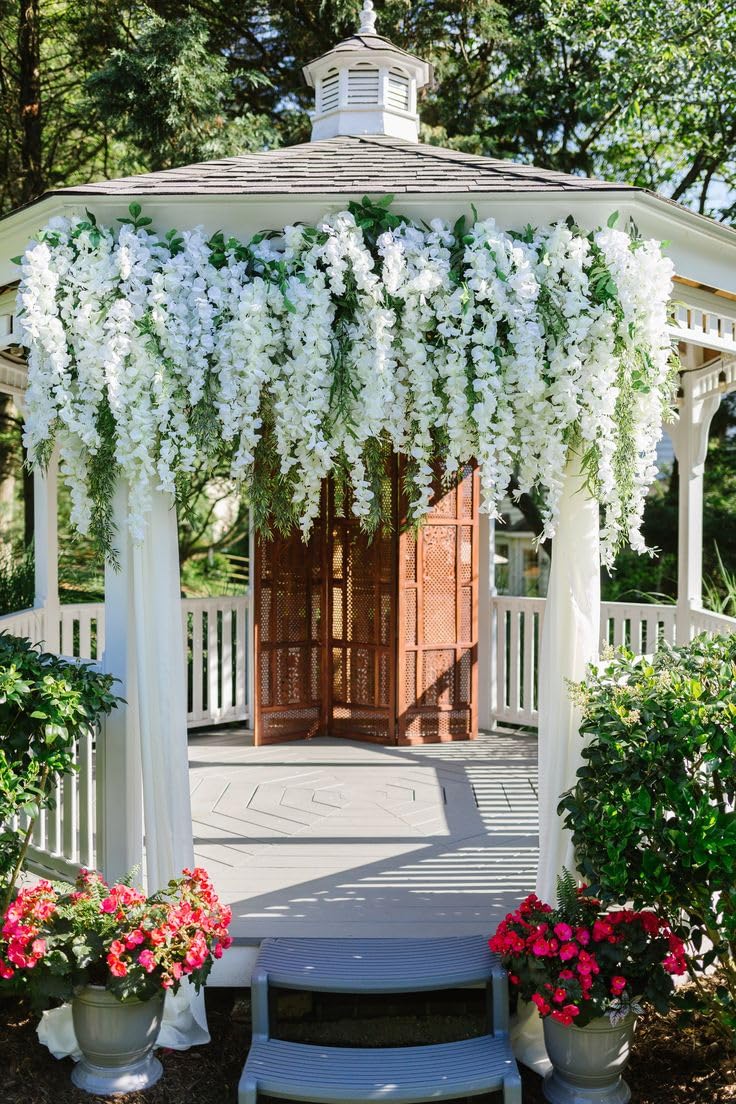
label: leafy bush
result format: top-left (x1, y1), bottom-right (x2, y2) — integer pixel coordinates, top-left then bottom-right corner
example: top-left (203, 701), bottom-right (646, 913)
top-left (0, 546), bottom-right (35, 616)
top-left (560, 634), bottom-right (736, 1041)
top-left (0, 634), bottom-right (121, 909)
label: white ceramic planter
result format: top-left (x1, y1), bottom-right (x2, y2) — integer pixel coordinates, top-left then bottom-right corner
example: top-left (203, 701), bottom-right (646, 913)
top-left (543, 1013), bottom-right (636, 1104)
top-left (71, 984), bottom-right (165, 1096)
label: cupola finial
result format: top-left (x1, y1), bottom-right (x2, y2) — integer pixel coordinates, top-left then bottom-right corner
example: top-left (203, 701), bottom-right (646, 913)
top-left (358, 1), bottom-right (377, 35)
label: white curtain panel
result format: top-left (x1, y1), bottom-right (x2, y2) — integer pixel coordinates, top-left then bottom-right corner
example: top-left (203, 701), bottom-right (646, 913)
top-left (536, 455), bottom-right (601, 901)
top-left (38, 488), bottom-right (208, 1057)
top-left (131, 489), bottom-right (209, 1047)
top-left (512, 456), bottom-right (600, 1072)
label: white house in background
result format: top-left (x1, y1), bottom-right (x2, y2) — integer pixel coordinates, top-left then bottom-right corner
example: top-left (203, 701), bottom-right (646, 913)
top-left (494, 500), bottom-right (551, 598)
top-left (0, 5), bottom-right (734, 978)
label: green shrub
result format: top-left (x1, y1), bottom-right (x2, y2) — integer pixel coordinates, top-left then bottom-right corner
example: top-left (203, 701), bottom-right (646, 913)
top-left (0, 634), bottom-right (121, 909)
top-left (0, 546), bottom-right (35, 616)
top-left (560, 633), bottom-right (736, 1042)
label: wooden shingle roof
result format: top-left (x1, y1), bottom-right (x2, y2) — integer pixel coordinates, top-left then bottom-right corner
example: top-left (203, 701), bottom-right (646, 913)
top-left (52, 136), bottom-right (636, 198)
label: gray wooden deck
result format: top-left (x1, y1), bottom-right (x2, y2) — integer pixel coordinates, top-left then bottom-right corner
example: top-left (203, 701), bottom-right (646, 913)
top-left (189, 731), bottom-right (538, 944)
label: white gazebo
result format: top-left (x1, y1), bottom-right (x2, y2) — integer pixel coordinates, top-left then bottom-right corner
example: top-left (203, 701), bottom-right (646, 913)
top-left (0, 5), bottom-right (735, 994)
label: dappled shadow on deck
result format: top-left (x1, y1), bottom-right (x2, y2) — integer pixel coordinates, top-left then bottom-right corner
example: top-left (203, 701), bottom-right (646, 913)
top-left (188, 731), bottom-right (538, 942)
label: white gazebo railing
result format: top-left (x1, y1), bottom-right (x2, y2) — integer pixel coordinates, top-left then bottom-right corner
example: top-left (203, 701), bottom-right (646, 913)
top-left (3, 593), bottom-right (734, 880)
top-left (490, 596), bottom-right (721, 729)
top-left (2, 595), bottom-right (250, 881)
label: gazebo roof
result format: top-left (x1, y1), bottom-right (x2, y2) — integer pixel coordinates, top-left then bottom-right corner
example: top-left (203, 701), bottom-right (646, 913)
top-left (305, 32), bottom-right (425, 68)
top-left (45, 135), bottom-right (635, 199)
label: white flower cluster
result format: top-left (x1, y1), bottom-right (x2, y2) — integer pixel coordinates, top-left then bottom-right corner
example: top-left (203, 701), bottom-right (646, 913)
top-left (17, 207), bottom-right (675, 564)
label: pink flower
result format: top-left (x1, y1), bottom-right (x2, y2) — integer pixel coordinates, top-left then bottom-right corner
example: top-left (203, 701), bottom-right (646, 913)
top-left (138, 950), bottom-right (156, 973)
top-left (532, 938), bottom-right (551, 957)
top-left (663, 953), bottom-right (686, 975)
top-left (553, 988), bottom-right (567, 1004)
top-left (611, 976), bottom-right (627, 995)
top-left (559, 942), bottom-right (579, 961)
top-left (592, 919), bottom-right (614, 943)
top-left (531, 993), bottom-right (551, 1017)
top-left (639, 911), bottom-right (661, 935)
top-left (554, 923), bottom-right (573, 942)
top-left (108, 958), bottom-right (127, 978)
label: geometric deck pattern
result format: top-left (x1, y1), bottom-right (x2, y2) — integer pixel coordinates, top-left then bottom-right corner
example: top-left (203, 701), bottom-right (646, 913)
top-left (189, 731), bottom-right (539, 944)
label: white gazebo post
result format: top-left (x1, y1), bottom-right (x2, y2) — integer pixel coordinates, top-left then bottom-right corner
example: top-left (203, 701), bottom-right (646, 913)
top-left (477, 512), bottom-right (496, 731)
top-left (97, 481), bottom-right (144, 882)
top-left (670, 369), bottom-right (721, 644)
top-left (33, 449), bottom-right (60, 652)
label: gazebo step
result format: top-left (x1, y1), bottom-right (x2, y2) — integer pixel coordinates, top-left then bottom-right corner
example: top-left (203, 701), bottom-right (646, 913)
top-left (238, 1035), bottom-right (522, 1104)
top-left (251, 934), bottom-right (501, 993)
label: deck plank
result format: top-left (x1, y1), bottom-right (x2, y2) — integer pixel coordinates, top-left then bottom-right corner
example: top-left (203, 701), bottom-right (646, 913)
top-left (189, 731), bottom-right (538, 942)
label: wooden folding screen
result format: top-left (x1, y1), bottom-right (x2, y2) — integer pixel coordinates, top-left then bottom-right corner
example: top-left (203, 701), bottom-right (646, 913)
top-left (254, 463), bottom-right (479, 745)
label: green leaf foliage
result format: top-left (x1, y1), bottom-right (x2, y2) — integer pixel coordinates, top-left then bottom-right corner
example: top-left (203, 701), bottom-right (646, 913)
top-left (0, 635), bottom-right (121, 901)
top-left (561, 633), bottom-right (736, 1042)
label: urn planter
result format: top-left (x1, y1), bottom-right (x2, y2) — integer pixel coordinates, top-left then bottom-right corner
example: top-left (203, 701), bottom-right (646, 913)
top-left (542, 1013), bottom-right (636, 1104)
top-left (71, 984), bottom-right (165, 1096)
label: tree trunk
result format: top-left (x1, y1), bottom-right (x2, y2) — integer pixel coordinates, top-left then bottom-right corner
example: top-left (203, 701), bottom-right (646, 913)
top-left (18, 0), bottom-right (43, 205)
top-left (22, 455), bottom-right (34, 548)
top-left (507, 475), bottom-right (553, 560)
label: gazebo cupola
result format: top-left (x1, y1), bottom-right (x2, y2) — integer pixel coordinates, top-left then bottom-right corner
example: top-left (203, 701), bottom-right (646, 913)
top-left (302, 1), bottom-right (432, 142)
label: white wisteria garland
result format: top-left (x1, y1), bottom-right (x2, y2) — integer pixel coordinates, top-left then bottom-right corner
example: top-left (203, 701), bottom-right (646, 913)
top-left (17, 198), bottom-right (676, 566)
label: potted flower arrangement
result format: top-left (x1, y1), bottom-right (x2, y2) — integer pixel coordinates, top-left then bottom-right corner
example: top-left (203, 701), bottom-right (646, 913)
top-left (0, 866), bottom-right (231, 1095)
top-left (490, 872), bottom-right (687, 1104)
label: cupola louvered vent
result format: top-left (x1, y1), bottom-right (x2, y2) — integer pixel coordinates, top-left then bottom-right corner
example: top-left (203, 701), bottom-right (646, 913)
top-left (320, 69), bottom-right (340, 113)
top-left (347, 67), bottom-right (380, 104)
top-left (387, 69), bottom-right (410, 111)
top-left (302, 0), bottom-right (431, 141)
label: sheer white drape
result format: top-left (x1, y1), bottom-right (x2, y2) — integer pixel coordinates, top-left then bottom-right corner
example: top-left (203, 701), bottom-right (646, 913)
top-left (131, 490), bottom-right (208, 1047)
top-left (536, 456), bottom-right (601, 901)
top-left (38, 489), bottom-right (208, 1057)
top-left (512, 455), bottom-right (600, 1072)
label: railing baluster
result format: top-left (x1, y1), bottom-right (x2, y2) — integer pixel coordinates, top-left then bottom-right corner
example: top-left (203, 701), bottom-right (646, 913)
top-left (222, 607), bottom-right (233, 714)
top-left (62, 753), bottom-right (78, 862)
top-left (78, 728), bottom-right (95, 868)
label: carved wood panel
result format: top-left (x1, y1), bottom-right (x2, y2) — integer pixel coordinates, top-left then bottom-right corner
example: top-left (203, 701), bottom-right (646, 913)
top-left (253, 507), bottom-right (325, 745)
top-left (326, 472), bottom-right (396, 743)
top-left (397, 464), bottom-right (479, 744)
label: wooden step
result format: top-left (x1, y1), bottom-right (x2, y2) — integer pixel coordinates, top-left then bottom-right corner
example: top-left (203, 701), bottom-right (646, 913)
top-left (252, 935), bottom-right (500, 993)
top-left (238, 1035), bottom-right (522, 1104)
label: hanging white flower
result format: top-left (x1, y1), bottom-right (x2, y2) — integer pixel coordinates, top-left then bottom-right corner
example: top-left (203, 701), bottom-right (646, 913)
top-left (16, 201), bottom-right (675, 564)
